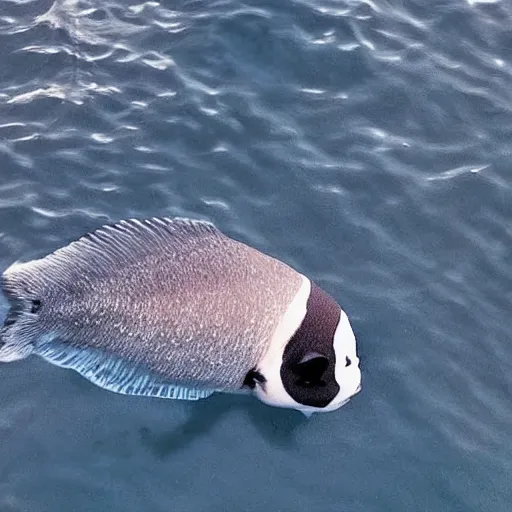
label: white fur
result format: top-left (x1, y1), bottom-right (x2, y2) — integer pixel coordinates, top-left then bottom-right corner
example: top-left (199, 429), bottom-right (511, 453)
top-left (329, 309), bottom-right (361, 410)
top-left (253, 276), bottom-right (311, 411)
top-left (253, 276), bottom-right (362, 415)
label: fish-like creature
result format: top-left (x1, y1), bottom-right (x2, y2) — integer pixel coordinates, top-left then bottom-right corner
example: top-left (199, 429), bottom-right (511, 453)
top-left (0, 218), bottom-right (361, 415)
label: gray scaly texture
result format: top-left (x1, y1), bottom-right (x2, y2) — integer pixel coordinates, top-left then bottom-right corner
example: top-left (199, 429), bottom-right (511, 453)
top-left (1, 218), bottom-right (303, 390)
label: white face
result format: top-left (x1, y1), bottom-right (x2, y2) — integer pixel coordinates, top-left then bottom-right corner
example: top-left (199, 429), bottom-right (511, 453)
top-left (252, 277), bottom-right (361, 416)
top-left (325, 310), bottom-right (362, 412)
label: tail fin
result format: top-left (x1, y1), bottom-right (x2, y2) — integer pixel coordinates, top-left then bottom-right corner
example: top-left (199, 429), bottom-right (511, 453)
top-left (0, 261), bottom-right (42, 362)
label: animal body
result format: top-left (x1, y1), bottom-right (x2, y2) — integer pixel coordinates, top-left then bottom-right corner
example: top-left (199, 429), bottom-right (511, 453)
top-left (0, 218), bottom-right (361, 415)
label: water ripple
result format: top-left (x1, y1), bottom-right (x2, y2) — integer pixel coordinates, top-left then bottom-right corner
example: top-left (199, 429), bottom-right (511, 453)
top-left (0, 0), bottom-right (511, 510)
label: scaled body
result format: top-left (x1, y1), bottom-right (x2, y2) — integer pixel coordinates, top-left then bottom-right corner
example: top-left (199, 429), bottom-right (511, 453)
top-left (0, 218), bottom-right (361, 414)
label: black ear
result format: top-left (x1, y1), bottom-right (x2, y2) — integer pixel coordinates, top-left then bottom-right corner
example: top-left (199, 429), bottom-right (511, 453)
top-left (294, 352), bottom-right (329, 387)
top-left (243, 368), bottom-right (266, 390)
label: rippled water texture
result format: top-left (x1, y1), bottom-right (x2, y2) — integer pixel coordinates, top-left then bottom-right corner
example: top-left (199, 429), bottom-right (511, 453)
top-left (1, 0), bottom-right (511, 511)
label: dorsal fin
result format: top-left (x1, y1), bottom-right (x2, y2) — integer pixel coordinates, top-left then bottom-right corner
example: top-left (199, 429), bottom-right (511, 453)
top-left (55, 217), bottom-right (220, 271)
top-left (3, 217), bottom-right (222, 285)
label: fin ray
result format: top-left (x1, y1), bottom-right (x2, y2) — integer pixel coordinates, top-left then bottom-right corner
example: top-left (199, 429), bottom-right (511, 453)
top-left (35, 339), bottom-right (215, 400)
top-left (3, 217), bottom-right (221, 282)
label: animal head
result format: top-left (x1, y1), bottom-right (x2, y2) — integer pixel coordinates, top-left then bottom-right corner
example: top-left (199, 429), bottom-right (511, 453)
top-left (246, 278), bottom-right (361, 416)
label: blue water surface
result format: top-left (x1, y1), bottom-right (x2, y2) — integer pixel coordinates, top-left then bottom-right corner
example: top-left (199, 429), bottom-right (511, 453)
top-left (1, 0), bottom-right (511, 511)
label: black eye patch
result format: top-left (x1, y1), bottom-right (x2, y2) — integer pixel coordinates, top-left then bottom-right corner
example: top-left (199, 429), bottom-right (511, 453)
top-left (345, 356), bottom-right (352, 367)
top-left (279, 282), bottom-right (341, 408)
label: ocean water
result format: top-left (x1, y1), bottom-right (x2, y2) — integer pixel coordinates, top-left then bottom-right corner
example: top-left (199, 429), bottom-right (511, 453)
top-left (0, 0), bottom-right (511, 510)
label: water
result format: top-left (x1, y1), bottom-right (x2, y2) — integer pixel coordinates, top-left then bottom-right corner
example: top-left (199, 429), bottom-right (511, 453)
top-left (0, 0), bottom-right (511, 510)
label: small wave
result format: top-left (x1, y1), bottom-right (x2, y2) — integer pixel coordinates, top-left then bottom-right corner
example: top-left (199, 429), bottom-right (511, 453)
top-left (426, 164), bottom-right (491, 181)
